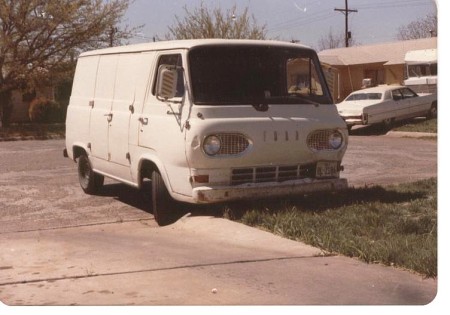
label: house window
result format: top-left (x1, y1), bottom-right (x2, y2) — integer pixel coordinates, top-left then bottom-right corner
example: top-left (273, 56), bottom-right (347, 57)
top-left (364, 69), bottom-right (385, 86)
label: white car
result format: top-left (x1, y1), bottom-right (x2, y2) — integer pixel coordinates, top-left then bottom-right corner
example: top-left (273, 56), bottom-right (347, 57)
top-left (336, 85), bottom-right (437, 130)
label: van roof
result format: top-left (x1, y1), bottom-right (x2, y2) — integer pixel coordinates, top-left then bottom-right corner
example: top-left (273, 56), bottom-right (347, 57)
top-left (79, 39), bottom-right (312, 57)
top-left (404, 49), bottom-right (437, 64)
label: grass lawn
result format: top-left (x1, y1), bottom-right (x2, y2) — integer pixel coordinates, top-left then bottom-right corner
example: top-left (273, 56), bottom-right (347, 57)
top-left (220, 178), bottom-right (437, 278)
top-left (0, 123), bottom-right (65, 140)
top-left (350, 117), bottom-right (437, 136)
top-left (393, 118), bottom-right (437, 133)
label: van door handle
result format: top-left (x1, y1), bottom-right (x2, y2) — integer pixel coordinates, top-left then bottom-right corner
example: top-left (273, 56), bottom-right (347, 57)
top-left (139, 117), bottom-right (148, 125)
top-left (104, 113), bottom-right (113, 122)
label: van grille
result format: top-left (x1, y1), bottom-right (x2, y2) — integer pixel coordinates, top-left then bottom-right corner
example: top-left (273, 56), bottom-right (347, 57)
top-left (231, 164), bottom-right (315, 185)
top-left (217, 133), bottom-right (250, 156)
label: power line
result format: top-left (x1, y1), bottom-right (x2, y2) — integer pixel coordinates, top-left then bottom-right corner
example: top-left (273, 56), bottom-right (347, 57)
top-left (334, 0), bottom-right (358, 47)
top-left (357, 0), bottom-right (433, 9)
top-left (268, 11), bottom-right (336, 33)
top-left (265, 0), bottom-right (434, 40)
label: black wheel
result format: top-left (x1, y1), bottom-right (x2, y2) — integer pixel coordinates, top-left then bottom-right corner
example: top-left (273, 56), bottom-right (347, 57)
top-left (77, 155), bottom-right (104, 194)
top-left (427, 102), bottom-right (437, 119)
top-left (151, 170), bottom-right (177, 226)
top-left (382, 117), bottom-right (395, 130)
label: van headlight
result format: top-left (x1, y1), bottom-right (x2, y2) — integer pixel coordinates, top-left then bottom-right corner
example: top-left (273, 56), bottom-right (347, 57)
top-left (203, 135), bottom-right (221, 156)
top-left (329, 131), bottom-right (343, 149)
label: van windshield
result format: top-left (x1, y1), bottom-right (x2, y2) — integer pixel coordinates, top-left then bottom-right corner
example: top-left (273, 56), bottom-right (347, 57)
top-left (188, 45), bottom-right (332, 105)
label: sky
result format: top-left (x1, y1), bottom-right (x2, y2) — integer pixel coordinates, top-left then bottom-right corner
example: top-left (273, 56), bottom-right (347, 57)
top-left (123, 0), bottom-right (438, 49)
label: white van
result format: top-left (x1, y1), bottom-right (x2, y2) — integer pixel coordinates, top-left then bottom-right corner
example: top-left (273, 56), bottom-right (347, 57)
top-left (64, 39), bottom-right (349, 225)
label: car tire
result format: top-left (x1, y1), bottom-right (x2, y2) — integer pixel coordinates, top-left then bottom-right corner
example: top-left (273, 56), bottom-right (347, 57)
top-left (77, 154), bottom-right (104, 194)
top-left (382, 117), bottom-right (395, 129)
top-left (152, 170), bottom-right (177, 226)
top-left (427, 102), bottom-right (437, 119)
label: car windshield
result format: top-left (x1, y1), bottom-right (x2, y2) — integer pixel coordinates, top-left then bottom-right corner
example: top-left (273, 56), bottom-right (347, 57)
top-left (188, 45), bottom-right (332, 105)
top-left (345, 93), bottom-right (382, 101)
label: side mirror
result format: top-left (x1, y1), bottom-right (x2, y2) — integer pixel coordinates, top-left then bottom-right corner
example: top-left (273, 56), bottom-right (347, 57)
top-left (156, 64), bottom-right (179, 100)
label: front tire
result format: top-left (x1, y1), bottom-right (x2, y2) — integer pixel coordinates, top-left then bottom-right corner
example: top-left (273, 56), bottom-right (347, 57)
top-left (151, 170), bottom-right (177, 226)
top-left (77, 155), bottom-right (104, 194)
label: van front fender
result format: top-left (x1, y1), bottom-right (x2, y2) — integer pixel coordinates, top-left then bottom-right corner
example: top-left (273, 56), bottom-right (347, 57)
top-left (70, 142), bottom-right (91, 161)
top-left (136, 154), bottom-right (171, 190)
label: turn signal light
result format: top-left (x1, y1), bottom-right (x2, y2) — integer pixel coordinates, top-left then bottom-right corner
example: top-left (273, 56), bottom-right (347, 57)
top-left (192, 175), bottom-right (209, 184)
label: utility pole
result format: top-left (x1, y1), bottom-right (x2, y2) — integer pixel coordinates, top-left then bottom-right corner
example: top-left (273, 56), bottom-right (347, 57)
top-left (335, 0), bottom-right (358, 47)
top-left (109, 27), bottom-right (118, 47)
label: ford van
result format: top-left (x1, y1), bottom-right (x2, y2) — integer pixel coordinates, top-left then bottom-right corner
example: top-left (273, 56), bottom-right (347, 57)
top-left (64, 39), bottom-right (349, 226)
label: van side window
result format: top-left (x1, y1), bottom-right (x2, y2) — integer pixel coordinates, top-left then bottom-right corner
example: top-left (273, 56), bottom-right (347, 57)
top-left (152, 54), bottom-right (184, 97)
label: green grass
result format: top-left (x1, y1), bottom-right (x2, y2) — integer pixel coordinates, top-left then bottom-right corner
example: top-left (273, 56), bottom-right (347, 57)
top-left (0, 123), bottom-right (65, 140)
top-left (393, 118), bottom-right (437, 133)
top-left (221, 178), bottom-right (437, 278)
top-left (345, 117), bottom-right (437, 136)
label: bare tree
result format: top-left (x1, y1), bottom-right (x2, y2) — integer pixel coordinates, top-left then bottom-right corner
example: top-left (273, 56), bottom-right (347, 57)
top-left (0, 0), bottom-right (138, 126)
top-left (318, 29), bottom-right (345, 51)
top-left (165, 2), bottom-right (267, 40)
top-left (397, 13), bottom-right (437, 40)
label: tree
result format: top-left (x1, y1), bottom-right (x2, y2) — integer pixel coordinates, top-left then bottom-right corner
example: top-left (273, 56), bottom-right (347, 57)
top-left (317, 29), bottom-right (345, 51)
top-left (165, 2), bottom-right (267, 40)
top-left (397, 13), bottom-right (437, 40)
top-left (0, 0), bottom-right (138, 126)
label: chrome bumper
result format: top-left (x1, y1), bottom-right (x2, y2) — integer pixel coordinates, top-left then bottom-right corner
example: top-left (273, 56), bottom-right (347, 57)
top-left (192, 178), bottom-right (348, 203)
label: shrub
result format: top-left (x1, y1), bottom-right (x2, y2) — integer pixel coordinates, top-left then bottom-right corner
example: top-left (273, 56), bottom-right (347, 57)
top-left (28, 97), bottom-right (63, 123)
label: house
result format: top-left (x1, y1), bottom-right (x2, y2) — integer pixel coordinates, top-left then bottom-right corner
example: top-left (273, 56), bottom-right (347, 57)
top-left (8, 87), bottom-right (55, 123)
top-left (318, 37), bottom-right (437, 103)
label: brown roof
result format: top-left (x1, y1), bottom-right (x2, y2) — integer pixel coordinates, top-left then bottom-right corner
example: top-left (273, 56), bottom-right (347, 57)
top-left (318, 37), bottom-right (437, 66)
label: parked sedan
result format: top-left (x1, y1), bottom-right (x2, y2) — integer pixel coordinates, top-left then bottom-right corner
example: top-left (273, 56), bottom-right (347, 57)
top-left (336, 85), bottom-right (437, 130)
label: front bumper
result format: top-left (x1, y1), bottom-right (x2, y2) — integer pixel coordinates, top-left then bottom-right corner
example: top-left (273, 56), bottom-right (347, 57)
top-left (192, 177), bottom-right (348, 203)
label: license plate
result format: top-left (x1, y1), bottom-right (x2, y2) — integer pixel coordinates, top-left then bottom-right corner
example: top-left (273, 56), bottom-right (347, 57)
top-left (316, 161), bottom-right (339, 178)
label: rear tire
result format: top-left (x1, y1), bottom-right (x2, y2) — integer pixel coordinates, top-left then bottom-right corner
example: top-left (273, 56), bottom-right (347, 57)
top-left (382, 117), bottom-right (395, 130)
top-left (427, 102), bottom-right (437, 119)
top-left (152, 170), bottom-right (176, 226)
top-left (77, 155), bottom-right (104, 194)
